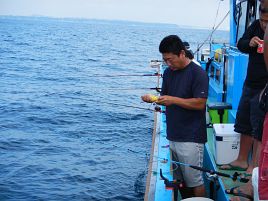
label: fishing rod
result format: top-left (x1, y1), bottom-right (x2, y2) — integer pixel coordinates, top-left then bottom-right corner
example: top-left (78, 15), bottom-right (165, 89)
top-left (194, 9), bottom-right (230, 54)
top-left (91, 87), bottom-right (161, 92)
top-left (112, 87), bottom-right (161, 92)
top-left (93, 99), bottom-right (163, 113)
top-left (89, 72), bottom-right (162, 78)
top-left (169, 160), bottom-right (249, 183)
top-left (154, 155), bottom-right (249, 183)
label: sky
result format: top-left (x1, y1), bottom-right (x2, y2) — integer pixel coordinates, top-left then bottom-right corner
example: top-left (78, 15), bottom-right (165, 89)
top-left (0, 0), bottom-right (230, 30)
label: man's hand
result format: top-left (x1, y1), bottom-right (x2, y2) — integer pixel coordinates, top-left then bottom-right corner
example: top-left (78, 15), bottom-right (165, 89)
top-left (156, 95), bottom-right (174, 106)
top-left (157, 96), bottom-right (207, 110)
top-left (249, 36), bottom-right (262, 47)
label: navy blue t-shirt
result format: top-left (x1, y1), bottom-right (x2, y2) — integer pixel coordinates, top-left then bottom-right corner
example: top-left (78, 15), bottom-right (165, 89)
top-left (161, 61), bottom-right (209, 143)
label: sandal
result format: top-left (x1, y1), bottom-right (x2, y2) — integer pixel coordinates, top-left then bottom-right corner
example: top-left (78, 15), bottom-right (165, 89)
top-left (219, 164), bottom-right (248, 171)
top-left (240, 173), bottom-right (252, 179)
top-left (225, 186), bottom-right (253, 201)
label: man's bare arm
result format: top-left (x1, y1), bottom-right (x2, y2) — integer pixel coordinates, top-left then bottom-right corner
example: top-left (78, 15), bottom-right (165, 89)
top-left (157, 95), bottom-right (207, 110)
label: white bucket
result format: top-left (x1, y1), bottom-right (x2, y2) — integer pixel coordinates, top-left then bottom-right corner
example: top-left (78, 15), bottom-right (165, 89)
top-left (213, 123), bottom-right (240, 164)
top-left (181, 198), bottom-right (213, 201)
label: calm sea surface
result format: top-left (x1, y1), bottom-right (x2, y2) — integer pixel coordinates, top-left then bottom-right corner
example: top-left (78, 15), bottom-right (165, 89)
top-left (0, 16), bottom-right (228, 201)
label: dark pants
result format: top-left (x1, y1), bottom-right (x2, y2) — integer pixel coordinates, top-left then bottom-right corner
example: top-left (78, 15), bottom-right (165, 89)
top-left (234, 85), bottom-right (265, 141)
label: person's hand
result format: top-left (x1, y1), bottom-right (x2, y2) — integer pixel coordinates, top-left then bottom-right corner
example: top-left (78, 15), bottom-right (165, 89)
top-left (156, 95), bottom-right (175, 106)
top-left (249, 36), bottom-right (262, 47)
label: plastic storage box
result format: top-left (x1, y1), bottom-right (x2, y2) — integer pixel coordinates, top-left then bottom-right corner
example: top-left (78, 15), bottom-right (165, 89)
top-left (213, 124), bottom-right (240, 165)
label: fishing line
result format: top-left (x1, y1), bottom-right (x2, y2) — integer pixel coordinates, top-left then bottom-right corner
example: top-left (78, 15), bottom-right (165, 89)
top-left (148, 161), bottom-right (179, 175)
top-left (124, 153), bottom-right (179, 175)
top-left (112, 144), bottom-right (178, 174)
top-left (97, 100), bottom-right (155, 111)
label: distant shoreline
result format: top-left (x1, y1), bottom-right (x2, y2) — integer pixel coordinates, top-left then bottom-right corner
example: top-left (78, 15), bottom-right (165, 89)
top-left (0, 15), bottom-right (229, 31)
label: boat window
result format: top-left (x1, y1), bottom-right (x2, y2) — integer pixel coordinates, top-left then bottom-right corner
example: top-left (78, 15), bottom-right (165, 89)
top-left (236, 1), bottom-right (248, 42)
top-left (256, 1), bottom-right (260, 19)
top-left (247, 0), bottom-right (259, 28)
top-left (216, 69), bottom-right (221, 83)
top-left (222, 56), bottom-right (228, 102)
top-left (236, 0), bottom-right (258, 43)
top-left (210, 65), bottom-right (215, 78)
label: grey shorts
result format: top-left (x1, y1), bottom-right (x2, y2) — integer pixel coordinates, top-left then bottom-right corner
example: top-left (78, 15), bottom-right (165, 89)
top-left (169, 141), bottom-right (204, 188)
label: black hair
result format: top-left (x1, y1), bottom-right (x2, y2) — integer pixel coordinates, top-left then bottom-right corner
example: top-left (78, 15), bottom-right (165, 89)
top-left (183, 41), bottom-right (194, 59)
top-left (185, 50), bottom-right (194, 59)
top-left (183, 41), bottom-right (190, 50)
top-left (159, 35), bottom-right (186, 55)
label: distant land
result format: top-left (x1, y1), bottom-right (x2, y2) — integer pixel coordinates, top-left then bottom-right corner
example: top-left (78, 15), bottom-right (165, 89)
top-left (0, 15), bottom-right (228, 31)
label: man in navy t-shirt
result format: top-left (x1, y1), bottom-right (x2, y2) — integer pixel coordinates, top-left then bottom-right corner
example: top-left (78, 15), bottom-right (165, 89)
top-left (142, 35), bottom-right (208, 198)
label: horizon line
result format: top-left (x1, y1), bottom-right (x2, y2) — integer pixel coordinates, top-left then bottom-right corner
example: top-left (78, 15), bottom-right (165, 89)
top-left (0, 14), bottom-right (229, 31)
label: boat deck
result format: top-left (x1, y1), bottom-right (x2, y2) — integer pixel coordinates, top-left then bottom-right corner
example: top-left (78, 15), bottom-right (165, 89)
top-left (145, 116), bottom-right (248, 201)
top-left (205, 127), bottom-right (248, 201)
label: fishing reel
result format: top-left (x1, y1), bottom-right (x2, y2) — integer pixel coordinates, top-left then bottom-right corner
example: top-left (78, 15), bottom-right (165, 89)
top-left (154, 105), bottom-right (162, 113)
top-left (159, 169), bottom-right (184, 201)
top-left (159, 169), bottom-right (184, 190)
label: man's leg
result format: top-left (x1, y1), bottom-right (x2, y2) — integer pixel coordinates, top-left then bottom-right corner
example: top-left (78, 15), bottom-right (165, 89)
top-left (193, 184), bottom-right (206, 197)
top-left (221, 87), bottom-right (264, 172)
top-left (220, 134), bottom-right (253, 170)
top-left (178, 182), bottom-right (206, 198)
top-left (220, 86), bottom-right (252, 170)
top-left (170, 141), bottom-right (206, 198)
top-left (229, 182), bottom-right (254, 201)
top-left (249, 139), bottom-right (262, 173)
top-left (227, 92), bottom-right (265, 200)
top-left (249, 91), bottom-right (266, 173)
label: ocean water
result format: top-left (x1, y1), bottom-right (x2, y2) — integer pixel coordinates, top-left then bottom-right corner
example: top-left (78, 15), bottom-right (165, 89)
top-left (0, 16), bottom-right (228, 201)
